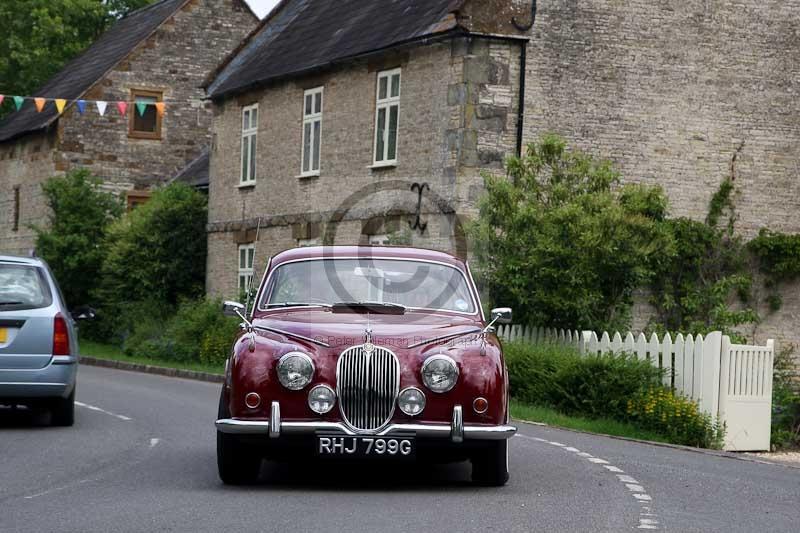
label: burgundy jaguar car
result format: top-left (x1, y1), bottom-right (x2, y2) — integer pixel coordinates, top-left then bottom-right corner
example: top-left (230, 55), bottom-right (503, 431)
top-left (215, 246), bottom-right (516, 486)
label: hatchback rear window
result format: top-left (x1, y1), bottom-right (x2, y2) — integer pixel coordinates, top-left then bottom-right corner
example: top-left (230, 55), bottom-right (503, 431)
top-left (0, 264), bottom-right (53, 311)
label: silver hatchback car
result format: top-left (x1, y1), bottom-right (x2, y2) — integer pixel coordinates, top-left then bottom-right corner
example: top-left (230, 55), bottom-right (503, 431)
top-left (0, 255), bottom-right (82, 426)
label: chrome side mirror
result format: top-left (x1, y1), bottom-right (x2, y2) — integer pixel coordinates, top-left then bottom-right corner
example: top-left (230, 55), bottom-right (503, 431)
top-left (223, 301), bottom-right (246, 318)
top-left (491, 307), bottom-right (513, 325)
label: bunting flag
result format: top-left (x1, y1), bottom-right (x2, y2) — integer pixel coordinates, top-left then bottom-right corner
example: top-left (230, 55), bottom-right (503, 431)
top-left (1, 94), bottom-right (172, 122)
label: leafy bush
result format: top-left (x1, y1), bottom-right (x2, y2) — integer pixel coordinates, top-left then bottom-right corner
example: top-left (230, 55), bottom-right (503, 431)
top-left (505, 342), bottom-right (662, 420)
top-left (97, 183), bottom-right (207, 310)
top-left (505, 341), bottom-right (727, 448)
top-left (470, 134), bottom-right (672, 332)
top-left (771, 346), bottom-right (800, 450)
top-left (34, 169), bottom-right (122, 309)
top-left (122, 299), bottom-right (239, 364)
top-left (626, 388), bottom-right (725, 449)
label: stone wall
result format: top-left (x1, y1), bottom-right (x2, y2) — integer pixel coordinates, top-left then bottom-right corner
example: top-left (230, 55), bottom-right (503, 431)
top-left (207, 36), bottom-right (523, 297)
top-left (522, 0), bottom-right (800, 349)
top-left (0, 0), bottom-right (258, 254)
top-left (0, 130), bottom-right (59, 256)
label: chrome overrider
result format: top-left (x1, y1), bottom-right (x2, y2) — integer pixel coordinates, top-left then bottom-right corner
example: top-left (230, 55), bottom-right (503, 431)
top-left (216, 402), bottom-right (517, 443)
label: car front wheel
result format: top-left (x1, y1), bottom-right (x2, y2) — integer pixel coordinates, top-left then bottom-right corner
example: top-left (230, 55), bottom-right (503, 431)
top-left (471, 439), bottom-right (510, 487)
top-left (50, 388), bottom-right (75, 427)
top-left (217, 390), bottom-right (261, 485)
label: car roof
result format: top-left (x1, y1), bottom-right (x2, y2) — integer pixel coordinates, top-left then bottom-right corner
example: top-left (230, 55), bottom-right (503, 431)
top-left (0, 255), bottom-right (45, 267)
top-left (271, 246), bottom-right (467, 269)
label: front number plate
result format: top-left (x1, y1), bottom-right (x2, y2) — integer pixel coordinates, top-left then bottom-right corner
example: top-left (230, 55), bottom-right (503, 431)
top-left (316, 435), bottom-right (415, 459)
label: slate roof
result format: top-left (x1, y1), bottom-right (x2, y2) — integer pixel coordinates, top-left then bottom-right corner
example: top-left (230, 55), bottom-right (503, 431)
top-left (0, 0), bottom-right (190, 143)
top-left (207, 0), bottom-right (465, 99)
top-left (170, 148), bottom-right (210, 189)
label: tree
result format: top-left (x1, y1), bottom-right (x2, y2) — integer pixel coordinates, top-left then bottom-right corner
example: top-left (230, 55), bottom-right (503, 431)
top-left (98, 183), bottom-right (208, 309)
top-left (34, 169), bottom-right (123, 308)
top-left (0, 1), bottom-right (154, 104)
top-left (469, 134), bottom-right (672, 332)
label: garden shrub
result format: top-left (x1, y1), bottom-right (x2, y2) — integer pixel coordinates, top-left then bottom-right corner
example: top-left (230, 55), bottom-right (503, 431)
top-left (505, 340), bottom-right (727, 448)
top-left (771, 346), bottom-right (800, 450)
top-left (122, 298), bottom-right (239, 365)
top-left (505, 341), bottom-right (662, 420)
top-left (626, 388), bottom-right (725, 449)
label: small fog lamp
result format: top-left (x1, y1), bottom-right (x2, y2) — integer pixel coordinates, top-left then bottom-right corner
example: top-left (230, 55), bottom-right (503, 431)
top-left (398, 387), bottom-right (426, 416)
top-left (308, 385), bottom-right (336, 414)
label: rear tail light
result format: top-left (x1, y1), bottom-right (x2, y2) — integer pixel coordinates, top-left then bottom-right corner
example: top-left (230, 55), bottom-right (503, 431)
top-left (53, 313), bottom-right (70, 356)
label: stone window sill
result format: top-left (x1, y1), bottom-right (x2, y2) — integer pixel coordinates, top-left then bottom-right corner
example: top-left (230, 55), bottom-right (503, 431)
top-left (369, 162), bottom-right (397, 170)
top-left (238, 182), bottom-right (256, 190)
top-left (296, 172), bottom-right (320, 180)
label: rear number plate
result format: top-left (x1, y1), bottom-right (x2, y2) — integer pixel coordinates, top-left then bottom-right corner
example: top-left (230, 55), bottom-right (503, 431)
top-left (317, 436), bottom-right (415, 458)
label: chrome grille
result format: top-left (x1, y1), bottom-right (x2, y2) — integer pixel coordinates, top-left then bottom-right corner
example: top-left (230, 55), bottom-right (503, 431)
top-left (337, 344), bottom-right (400, 432)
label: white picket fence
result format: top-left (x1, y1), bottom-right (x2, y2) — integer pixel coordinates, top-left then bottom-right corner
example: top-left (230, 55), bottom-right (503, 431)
top-left (497, 324), bottom-right (775, 451)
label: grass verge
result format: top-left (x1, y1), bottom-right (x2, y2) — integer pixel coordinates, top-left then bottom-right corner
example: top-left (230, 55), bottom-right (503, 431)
top-left (79, 340), bottom-right (224, 375)
top-left (510, 400), bottom-right (671, 444)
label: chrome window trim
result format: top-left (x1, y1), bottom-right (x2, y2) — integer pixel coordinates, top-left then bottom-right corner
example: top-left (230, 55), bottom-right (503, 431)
top-left (257, 256), bottom-right (481, 317)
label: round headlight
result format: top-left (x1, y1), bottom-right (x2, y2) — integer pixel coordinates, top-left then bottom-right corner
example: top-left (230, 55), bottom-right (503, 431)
top-left (308, 385), bottom-right (336, 414)
top-left (421, 355), bottom-right (459, 393)
top-left (277, 352), bottom-right (315, 390)
top-left (398, 387), bottom-right (426, 416)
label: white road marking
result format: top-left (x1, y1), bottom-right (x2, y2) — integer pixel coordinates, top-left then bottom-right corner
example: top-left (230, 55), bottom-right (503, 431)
top-left (516, 430), bottom-right (661, 529)
top-left (75, 401), bottom-right (132, 421)
top-left (149, 438), bottom-right (160, 448)
top-left (24, 479), bottom-right (92, 500)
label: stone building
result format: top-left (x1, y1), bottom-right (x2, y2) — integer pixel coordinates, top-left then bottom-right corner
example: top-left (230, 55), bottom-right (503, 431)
top-left (0, 0), bottom-right (258, 254)
top-left (206, 0), bottom-right (798, 349)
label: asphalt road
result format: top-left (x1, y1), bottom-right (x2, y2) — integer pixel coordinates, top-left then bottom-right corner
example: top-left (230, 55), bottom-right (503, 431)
top-left (1, 366), bottom-right (798, 533)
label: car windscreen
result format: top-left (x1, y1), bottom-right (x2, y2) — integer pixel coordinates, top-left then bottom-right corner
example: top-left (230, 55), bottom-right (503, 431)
top-left (0, 264), bottom-right (53, 311)
top-left (262, 259), bottom-right (477, 314)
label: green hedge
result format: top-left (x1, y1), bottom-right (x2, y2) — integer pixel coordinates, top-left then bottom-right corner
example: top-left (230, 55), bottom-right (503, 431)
top-left (505, 341), bottom-right (725, 448)
top-left (121, 298), bottom-right (240, 365)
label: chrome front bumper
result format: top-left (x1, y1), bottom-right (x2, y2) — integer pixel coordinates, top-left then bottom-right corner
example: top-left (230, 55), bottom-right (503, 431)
top-left (216, 403), bottom-right (517, 443)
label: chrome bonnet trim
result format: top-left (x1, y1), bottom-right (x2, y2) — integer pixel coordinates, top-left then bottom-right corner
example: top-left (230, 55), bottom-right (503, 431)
top-left (215, 419), bottom-right (517, 441)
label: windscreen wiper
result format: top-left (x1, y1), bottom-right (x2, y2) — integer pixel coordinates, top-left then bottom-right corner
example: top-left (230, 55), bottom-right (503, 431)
top-left (0, 301), bottom-right (24, 306)
top-left (331, 301), bottom-right (407, 315)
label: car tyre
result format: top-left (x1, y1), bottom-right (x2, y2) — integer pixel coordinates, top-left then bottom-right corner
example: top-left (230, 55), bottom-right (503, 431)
top-left (217, 390), bottom-right (261, 485)
top-left (50, 388), bottom-right (75, 427)
top-left (471, 439), bottom-right (510, 487)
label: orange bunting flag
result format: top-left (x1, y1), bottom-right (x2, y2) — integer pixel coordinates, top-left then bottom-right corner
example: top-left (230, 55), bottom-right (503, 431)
top-left (55, 99), bottom-right (67, 114)
top-left (116, 101), bottom-right (128, 116)
top-left (34, 98), bottom-right (46, 112)
top-left (155, 102), bottom-right (165, 117)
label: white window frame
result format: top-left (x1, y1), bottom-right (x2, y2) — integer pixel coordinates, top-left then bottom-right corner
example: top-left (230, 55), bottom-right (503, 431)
top-left (368, 234), bottom-right (390, 246)
top-left (373, 68), bottom-right (401, 166)
top-left (240, 104), bottom-right (258, 186)
top-left (301, 87), bottom-right (323, 177)
top-left (238, 244), bottom-right (256, 293)
top-left (297, 238), bottom-right (320, 248)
